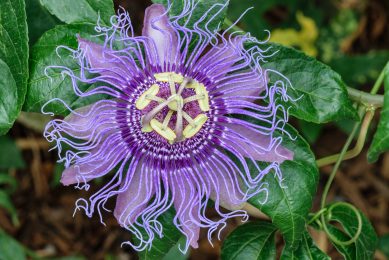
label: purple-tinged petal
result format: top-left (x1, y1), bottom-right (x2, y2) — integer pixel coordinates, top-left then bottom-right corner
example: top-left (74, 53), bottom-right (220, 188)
top-left (77, 37), bottom-right (132, 78)
top-left (211, 73), bottom-right (265, 99)
top-left (194, 43), bottom-right (239, 78)
top-left (61, 165), bottom-right (93, 186)
top-left (171, 174), bottom-right (200, 249)
top-left (114, 168), bottom-right (153, 226)
top-left (209, 159), bottom-right (246, 211)
top-left (60, 141), bottom-right (126, 186)
top-left (62, 100), bottom-right (117, 138)
top-left (225, 124), bottom-right (293, 163)
top-left (142, 4), bottom-right (178, 66)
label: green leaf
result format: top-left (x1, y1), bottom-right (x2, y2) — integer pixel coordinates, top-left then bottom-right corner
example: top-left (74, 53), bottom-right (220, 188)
top-left (0, 136), bottom-right (25, 169)
top-left (24, 24), bottom-right (103, 115)
top-left (136, 208), bottom-right (185, 260)
top-left (0, 0), bottom-right (29, 134)
top-left (51, 162), bottom-right (65, 187)
top-left (152, 0), bottom-right (228, 32)
top-left (378, 234), bottom-right (389, 258)
top-left (40, 0), bottom-right (115, 26)
top-left (327, 226), bottom-right (355, 259)
top-left (326, 203), bottom-right (378, 260)
top-left (259, 43), bottom-right (359, 123)
top-left (329, 51), bottom-right (389, 87)
top-left (0, 230), bottom-right (26, 260)
top-left (248, 124), bottom-right (319, 249)
top-left (25, 0), bottom-right (60, 45)
top-left (368, 63), bottom-right (389, 162)
top-left (0, 190), bottom-right (19, 226)
top-left (221, 221), bottom-right (277, 260)
top-left (298, 120), bottom-right (322, 144)
top-left (0, 173), bottom-right (18, 193)
top-left (0, 60), bottom-right (18, 135)
top-left (162, 237), bottom-right (189, 260)
top-left (280, 231), bottom-right (330, 260)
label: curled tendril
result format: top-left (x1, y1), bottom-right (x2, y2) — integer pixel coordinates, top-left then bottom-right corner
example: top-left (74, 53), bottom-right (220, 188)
top-left (309, 202), bottom-right (363, 246)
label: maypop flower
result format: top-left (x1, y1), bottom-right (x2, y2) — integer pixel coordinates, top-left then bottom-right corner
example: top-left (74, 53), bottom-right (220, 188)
top-left (43, 1), bottom-right (293, 251)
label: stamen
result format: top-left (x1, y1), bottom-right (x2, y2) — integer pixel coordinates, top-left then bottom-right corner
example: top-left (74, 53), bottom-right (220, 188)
top-left (141, 120), bottom-right (153, 132)
top-left (183, 81), bottom-right (210, 112)
top-left (183, 95), bottom-right (205, 104)
top-left (168, 74), bottom-right (176, 95)
top-left (142, 98), bottom-right (175, 127)
top-left (162, 110), bottom-right (174, 130)
top-left (137, 73), bottom-right (210, 143)
top-left (154, 72), bottom-right (184, 83)
top-left (194, 83), bottom-right (210, 112)
top-left (150, 119), bottom-right (176, 142)
top-left (182, 112), bottom-right (196, 127)
top-left (183, 114), bottom-right (208, 139)
top-left (135, 84), bottom-right (160, 110)
top-left (146, 95), bottom-right (165, 103)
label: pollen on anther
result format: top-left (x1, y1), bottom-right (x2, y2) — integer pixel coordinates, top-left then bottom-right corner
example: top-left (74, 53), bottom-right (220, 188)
top-left (136, 84), bottom-right (160, 110)
top-left (150, 119), bottom-right (177, 141)
top-left (183, 114), bottom-right (208, 138)
top-left (154, 72), bottom-right (184, 83)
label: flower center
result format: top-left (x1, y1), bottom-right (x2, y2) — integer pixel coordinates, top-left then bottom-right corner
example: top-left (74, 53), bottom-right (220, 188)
top-left (135, 72), bottom-right (210, 144)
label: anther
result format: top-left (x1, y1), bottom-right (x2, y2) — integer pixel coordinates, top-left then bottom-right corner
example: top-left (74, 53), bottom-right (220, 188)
top-left (141, 123), bottom-right (153, 133)
top-left (146, 95), bottom-right (165, 103)
top-left (154, 72), bottom-right (184, 83)
top-left (184, 81), bottom-right (209, 111)
top-left (194, 83), bottom-right (210, 112)
top-left (183, 114), bottom-right (208, 138)
top-left (183, 95), bottom-right (206, 104)
top-left (150, 119), bottom-right (176, 142)
top-left (136, 84), bottom-right (160, 110)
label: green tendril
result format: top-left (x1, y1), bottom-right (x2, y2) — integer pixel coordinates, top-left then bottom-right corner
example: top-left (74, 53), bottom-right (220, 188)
top-left (321, 202), bottom-right (363, 246)
top-left (307, 208), bottom-right (328, 225)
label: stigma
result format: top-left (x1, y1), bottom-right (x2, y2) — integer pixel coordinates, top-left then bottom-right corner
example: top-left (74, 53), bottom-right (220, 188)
top-left (135, 72), bottom-right (209, 144)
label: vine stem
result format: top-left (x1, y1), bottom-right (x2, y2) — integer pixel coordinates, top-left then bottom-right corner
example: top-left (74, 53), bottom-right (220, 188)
top-left (316, 109), bottom-right (375, 167)
top-left (320, 107), bottom-right (365, 209)
top-left (316, 109), bottom-right (364, 245)
top-left (370, 61), bottom-right (389, 95)
top-left (317, 62), bottom-right (388, 167)
top-left (347, 87), bottom-right (384, 107)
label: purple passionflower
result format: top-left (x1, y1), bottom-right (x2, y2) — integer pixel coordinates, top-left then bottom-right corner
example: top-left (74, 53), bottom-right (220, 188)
top-left (43, 2), bottom-right (293, 252)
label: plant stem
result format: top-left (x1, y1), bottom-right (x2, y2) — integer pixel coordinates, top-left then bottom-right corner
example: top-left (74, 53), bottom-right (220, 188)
top-left (316, 109), bottom-right (374, 167)
top-left (347, 87), bottom-right (384, 107)
top-left (320, 107), bottom-right (365, 209)
top-left (370, 61), bottom-right (389, 95)
top-left (317, 61), bottom-right (388, 167)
